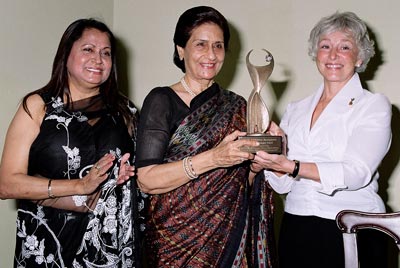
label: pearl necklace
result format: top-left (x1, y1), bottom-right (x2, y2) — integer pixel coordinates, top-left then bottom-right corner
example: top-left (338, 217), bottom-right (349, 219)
top-left (180, 77), bottom-right (197, 97)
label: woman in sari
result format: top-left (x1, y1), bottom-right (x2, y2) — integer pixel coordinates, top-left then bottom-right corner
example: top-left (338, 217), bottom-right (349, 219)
top-left (136, 6), bottom-right (277, 267)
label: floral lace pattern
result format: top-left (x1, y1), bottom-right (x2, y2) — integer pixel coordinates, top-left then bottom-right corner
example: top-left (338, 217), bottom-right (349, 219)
top-left (14, 95), bottom-right (145, 268)
top-left (73, 149), bottom-right (136, 268)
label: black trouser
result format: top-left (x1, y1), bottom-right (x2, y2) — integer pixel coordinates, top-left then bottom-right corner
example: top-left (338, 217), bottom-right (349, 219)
top-left (278, 212), bottom-right (388, 268)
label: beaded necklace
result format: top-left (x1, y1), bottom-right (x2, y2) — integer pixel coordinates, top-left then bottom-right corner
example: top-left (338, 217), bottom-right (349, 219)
top-left (180, 77), bottom-right (197, 97)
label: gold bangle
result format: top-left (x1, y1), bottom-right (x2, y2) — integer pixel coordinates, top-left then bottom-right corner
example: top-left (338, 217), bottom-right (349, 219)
top-left (48, 179), bottom-right (55, 199)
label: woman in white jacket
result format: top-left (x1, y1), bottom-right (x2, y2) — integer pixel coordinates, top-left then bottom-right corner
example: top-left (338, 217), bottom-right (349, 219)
top-left (252, 11), bottom-right (392, 268)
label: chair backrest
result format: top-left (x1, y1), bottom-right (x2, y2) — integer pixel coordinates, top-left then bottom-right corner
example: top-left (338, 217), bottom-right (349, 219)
top-left (336, 210), bottom-right (400, 268)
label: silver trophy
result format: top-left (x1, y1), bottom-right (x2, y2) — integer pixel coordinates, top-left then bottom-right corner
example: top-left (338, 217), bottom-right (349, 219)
top-left (239, 49), bottom-right (282, 154)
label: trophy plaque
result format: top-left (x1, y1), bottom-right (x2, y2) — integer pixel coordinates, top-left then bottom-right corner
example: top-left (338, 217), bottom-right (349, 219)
top-left (239, 49), bottom-right (282, 154)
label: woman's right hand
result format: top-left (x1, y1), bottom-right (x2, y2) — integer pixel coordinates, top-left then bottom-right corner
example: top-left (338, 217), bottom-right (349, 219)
top-left (80, 153), bottom-right (116, 194)
top-left (211, 130), bottom-right (259, 167)
top-left (35, 153), bottom-right (128, 212)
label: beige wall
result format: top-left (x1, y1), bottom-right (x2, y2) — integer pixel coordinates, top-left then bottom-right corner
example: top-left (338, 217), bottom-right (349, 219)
top-left (1, 0), bottom-right (399, 266)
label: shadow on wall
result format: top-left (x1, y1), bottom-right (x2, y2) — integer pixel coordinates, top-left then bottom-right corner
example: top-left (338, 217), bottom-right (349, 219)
top-left (377, 104), bottom-right (400, 268)
top-left (378, 105), bottom-right (400, 212)
top-left (216, 22), bottom-right (241, 90)
top-left (377, 103), bottom-right (400, 268)
top-left (115, 37), bottom-right (132, 99)
top-left (359, 26), bottom-right (400, 213)
top-left (359, 26), bottom-right (384, 86)
top-left (359, 25), bottom-right (400, 268)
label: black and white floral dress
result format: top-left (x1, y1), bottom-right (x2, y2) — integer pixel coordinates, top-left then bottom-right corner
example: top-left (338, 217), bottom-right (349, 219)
top-left (14, 93), bottom-right (146, 268)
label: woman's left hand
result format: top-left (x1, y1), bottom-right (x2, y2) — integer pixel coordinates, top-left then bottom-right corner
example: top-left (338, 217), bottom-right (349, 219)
top-left (116, 153), bottom-right (135, 184)
top-left (253, 150), bottom-right (291, 175)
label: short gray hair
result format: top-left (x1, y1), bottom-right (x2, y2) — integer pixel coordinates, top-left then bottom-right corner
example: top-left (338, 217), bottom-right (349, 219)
top-left (308, 11), bottom-right (374, 73)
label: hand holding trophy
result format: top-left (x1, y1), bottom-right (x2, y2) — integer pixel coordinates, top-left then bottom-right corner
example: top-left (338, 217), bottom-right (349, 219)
top-left (239, 49), bottom-right (282, 154)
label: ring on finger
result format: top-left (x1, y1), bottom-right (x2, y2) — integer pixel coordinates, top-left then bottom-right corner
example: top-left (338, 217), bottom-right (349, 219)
top-left (95, 164), bottom-right (100, 170)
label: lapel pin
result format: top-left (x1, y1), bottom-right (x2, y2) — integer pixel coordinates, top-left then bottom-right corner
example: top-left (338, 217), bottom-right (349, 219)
top-left (349, 98), bottom-right (355, 106)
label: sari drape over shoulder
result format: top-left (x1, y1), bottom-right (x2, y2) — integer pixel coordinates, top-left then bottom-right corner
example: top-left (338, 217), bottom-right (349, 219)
top-left (139, 84), bottom-right (277, 267)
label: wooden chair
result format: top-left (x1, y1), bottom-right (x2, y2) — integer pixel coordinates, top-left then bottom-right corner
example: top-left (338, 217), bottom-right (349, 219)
top-left (336, 210), bottom-right (400, 268)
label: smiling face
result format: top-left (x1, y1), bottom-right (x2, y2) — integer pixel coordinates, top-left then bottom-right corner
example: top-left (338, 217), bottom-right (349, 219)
top-left (177, 23), bottom-right (225, 86)
top-left (66, 28), bottom-right (112, 94)
top-left (316, 30), bottom-right (362, 88)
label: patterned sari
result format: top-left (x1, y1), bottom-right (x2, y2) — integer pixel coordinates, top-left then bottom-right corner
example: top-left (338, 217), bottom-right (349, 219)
top-left (145, 87), bottom-right (276, 267)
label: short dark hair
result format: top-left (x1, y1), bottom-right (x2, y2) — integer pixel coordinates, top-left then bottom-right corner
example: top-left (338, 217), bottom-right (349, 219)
top-left (173, 6), bottom-right (230, 72)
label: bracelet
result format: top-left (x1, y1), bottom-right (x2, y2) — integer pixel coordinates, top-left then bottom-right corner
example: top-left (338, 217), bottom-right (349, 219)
top-left (183, 156), bottom-right (198, 180)
top-left (48, 179), bottom-right (56, 199)
top-left (289, 160), bottom-right (300, 178)
top-left (188, 157), bottom-right (198, 178)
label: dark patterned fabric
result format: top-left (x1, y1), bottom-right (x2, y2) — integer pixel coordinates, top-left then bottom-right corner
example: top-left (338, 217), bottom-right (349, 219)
top-left (143, 85), bottom-right (277, 267)
top-left (14, 93), bottom-right (145, 268)
top-left (247, 172), bottom-right (278, 268)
